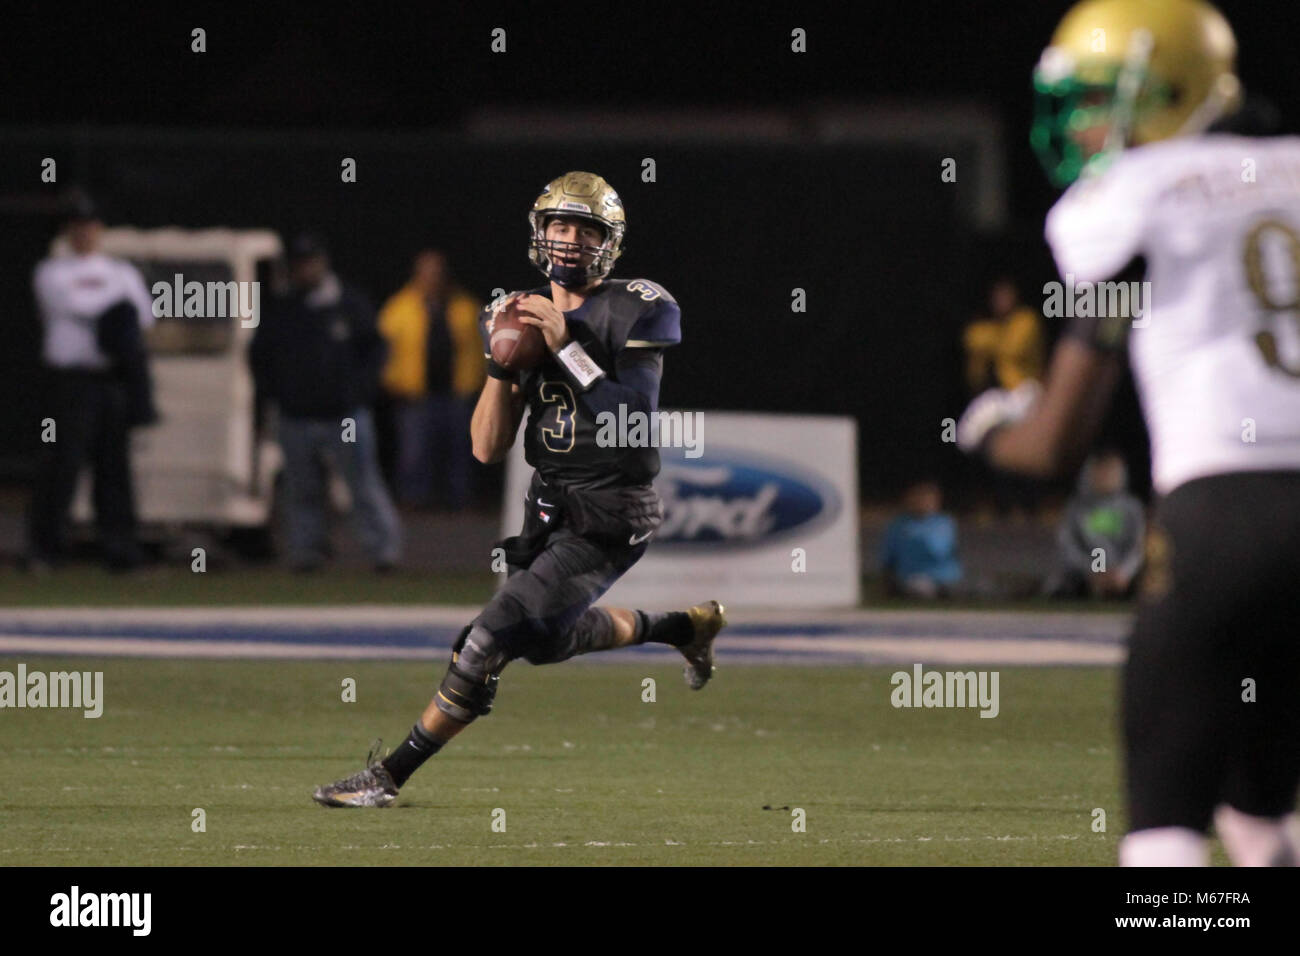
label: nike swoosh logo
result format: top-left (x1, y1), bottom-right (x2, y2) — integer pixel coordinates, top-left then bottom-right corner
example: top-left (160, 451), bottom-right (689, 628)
top-left (628, 530), bottom-right (654, 545)
top-left (537, 499), bottom-right (556, 507)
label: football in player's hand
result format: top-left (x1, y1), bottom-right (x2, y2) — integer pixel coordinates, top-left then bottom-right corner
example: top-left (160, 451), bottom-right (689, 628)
top-left (490, 296), bottom-right (547, 372)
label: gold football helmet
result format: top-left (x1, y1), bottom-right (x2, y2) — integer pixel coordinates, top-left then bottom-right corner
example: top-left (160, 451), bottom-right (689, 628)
top-left (528, 171), bottom-right (626, 287)
top-left (1031, 0), bottom-right (1241, 186)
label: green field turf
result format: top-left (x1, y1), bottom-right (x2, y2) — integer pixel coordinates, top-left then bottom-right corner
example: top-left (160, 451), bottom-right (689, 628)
top-left (0, 656), bottom-right (1144, 865)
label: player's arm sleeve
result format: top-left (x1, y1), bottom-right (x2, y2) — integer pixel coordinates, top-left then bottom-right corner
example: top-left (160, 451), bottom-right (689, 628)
top-left (1060, 255), bottom-right (1148, 353)
top-left (571, 292), bottom-right (679, 413)
top-left (577, 347), bottom-right (664, 419)
top-left (623, 297), bottom-right (681, 349)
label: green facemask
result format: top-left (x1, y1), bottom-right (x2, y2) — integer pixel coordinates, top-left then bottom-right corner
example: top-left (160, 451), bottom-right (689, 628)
top-left (1030, 63), bottom-right (1171, 187)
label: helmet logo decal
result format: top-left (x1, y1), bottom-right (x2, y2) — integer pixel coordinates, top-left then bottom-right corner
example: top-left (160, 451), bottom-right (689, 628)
top-left (528, 171), bottom-right (627, 288)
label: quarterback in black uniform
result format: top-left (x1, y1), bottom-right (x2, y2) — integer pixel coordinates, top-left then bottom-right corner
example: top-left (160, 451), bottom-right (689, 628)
top-left (313, 171), bottom-right (727, 807)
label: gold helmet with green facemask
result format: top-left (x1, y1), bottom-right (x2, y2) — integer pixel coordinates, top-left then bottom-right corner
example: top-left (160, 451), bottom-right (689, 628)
top-left (1031, 0), bottom-right (1241, 187)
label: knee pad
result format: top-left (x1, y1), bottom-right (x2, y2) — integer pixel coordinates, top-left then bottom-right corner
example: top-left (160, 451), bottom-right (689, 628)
top-left (436, 625), bottom-right (508, 722)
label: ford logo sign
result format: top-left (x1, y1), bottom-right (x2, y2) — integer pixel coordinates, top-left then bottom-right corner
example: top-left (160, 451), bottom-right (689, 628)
top-left (653, 445), bottom-right (841, 549)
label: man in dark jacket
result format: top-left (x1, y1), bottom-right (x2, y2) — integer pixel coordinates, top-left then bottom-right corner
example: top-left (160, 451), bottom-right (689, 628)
top-left (250, 234), bottom-right (401, 571)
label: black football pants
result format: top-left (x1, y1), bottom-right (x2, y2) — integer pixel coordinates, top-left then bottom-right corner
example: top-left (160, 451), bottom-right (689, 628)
top-left (1122, 471), bottom-right (1300, 833)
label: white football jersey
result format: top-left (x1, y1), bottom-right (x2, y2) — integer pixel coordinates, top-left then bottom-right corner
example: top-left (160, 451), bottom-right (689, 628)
top-left (1046, 134), bottom-right (1300, 495)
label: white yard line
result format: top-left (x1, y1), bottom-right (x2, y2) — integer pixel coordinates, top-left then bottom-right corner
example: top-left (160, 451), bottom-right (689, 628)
top-left (0, 606), bottom-right (485, 626)
top-left (0, 636), bottom-right (446, 659)
top-left (0, 608), bottom-right (1128, 665)
top-left (0, 605), bottom-right (1129, 630)
top-left (0, 634), bottom-right (1122, 665)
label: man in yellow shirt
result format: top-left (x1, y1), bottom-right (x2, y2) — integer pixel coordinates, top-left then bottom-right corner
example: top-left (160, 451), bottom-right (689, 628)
top-left (963, 277), bottom-right (1045, 393)
top-left (378, 250), bottom-right (485, 509)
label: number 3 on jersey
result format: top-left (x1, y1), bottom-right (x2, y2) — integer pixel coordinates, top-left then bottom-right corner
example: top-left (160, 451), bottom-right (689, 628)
top-left (539, 380), bottom-right (577, 453)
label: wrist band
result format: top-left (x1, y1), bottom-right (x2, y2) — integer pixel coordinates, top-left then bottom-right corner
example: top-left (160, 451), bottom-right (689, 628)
top-left (487, 359), bottom-right (518, 381)
top-left (554, 340), bottom-right (605, 391)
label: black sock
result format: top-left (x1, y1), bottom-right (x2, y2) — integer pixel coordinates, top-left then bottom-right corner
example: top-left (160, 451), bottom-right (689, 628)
top-left (636, 610), bottom-right (694, 647)
top-left (381, 722), bottom-right (444, 788)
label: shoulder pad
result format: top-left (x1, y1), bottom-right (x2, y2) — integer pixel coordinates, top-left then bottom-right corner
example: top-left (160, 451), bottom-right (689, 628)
top-left (621, 279), bottom-right (681, 348)
top-left (1046, 151), bottom-right (1160, 283)
top-left (622, 279), bottom-right (676, 304)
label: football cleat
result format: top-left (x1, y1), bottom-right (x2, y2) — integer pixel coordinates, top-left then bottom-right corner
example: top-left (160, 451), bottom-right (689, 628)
top-left (312, 740), bottom-right (398, 808)
top-left (679, 600), bottom-right (727, 690)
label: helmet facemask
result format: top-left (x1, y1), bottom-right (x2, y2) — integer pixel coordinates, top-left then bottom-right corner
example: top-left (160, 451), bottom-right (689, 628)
top-left (1031, 30), bottom-right (1172, 187)
top-left (528, 212), bottom-right (624, 289)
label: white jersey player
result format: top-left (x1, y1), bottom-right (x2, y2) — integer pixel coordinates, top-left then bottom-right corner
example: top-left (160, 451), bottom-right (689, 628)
top-left (959, 0), bottom-right (1300, 867)
top-left (1046, 135), bottom-right (1300, 495)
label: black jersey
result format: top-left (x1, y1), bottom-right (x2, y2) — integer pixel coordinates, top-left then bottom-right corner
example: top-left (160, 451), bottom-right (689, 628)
top-left (480, 279), bottom-right (681, 489)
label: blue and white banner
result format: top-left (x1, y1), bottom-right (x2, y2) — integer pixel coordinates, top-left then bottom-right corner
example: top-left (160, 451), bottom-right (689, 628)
top-left (503, 412), bottom-right (860, 608)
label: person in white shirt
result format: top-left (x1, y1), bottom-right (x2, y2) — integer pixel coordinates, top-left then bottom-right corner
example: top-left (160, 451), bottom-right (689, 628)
top-left (959, 0), bottom-right (1300, 867)
top-left (27, 194), bottom-right (156, 571)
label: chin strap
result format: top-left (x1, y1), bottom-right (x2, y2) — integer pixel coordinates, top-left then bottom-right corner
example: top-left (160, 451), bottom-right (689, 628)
top-left (549, 263), bottom-right (591, 288)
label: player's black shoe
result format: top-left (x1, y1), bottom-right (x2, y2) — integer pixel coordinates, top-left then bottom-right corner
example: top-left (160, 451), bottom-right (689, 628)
top-left (312, 740), bottom-right (398, 808)
top-left (680, 600), bottom-right (727, 690)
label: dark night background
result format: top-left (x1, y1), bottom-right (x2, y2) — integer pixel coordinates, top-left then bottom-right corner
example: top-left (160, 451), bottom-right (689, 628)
top-left (2, 1), bottom-right (1296, 503)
